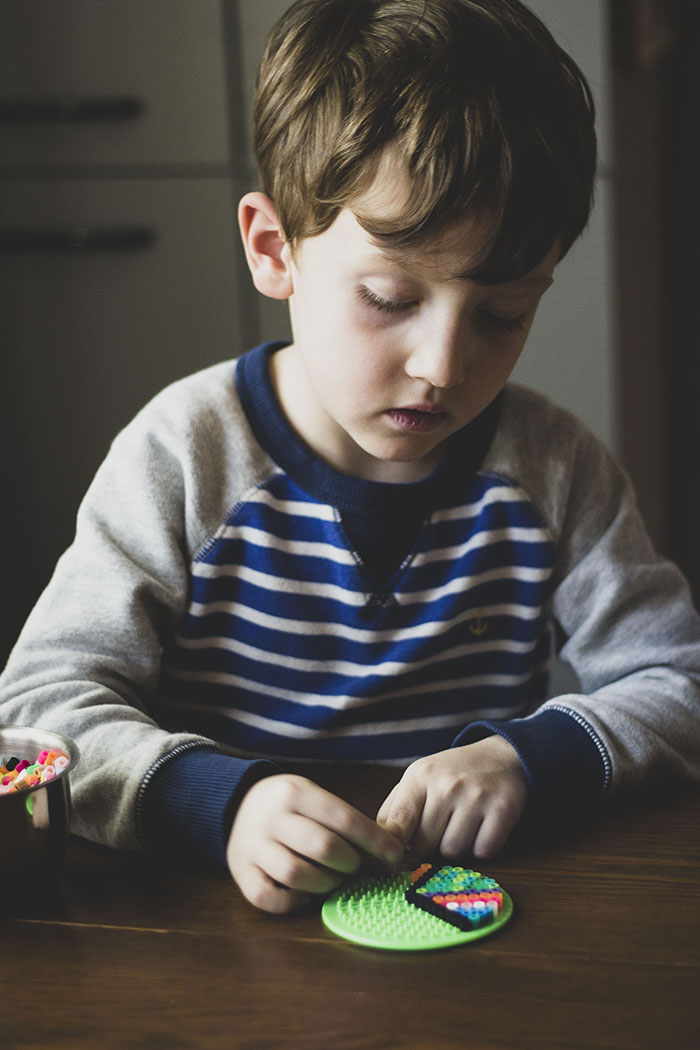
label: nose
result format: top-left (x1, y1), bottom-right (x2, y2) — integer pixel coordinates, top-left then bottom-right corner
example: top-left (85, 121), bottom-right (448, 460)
top-left (404, 319), bottom-right (467, 389)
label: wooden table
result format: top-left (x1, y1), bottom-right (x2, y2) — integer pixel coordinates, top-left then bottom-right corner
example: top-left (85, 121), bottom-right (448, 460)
top-left (2, 765), bottom-right (699, 1050)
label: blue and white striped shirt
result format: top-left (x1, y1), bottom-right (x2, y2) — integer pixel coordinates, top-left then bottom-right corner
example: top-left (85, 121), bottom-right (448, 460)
top-left (159, 344), bottom-right (554, 764)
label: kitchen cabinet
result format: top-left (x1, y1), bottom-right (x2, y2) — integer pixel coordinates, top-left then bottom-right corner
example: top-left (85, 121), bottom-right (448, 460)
top-left (1, 1), bottom-right (260, 658)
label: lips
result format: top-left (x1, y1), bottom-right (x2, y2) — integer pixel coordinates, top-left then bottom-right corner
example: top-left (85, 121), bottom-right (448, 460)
top-left (386, 405), bottom-right (448, 432)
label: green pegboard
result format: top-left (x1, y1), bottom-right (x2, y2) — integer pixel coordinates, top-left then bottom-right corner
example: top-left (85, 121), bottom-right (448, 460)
top-left (322, 869), bottom-right (513, 951)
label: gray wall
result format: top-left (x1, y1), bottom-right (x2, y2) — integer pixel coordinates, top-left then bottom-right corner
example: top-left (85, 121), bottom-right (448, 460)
top-left (514, 0), bottom-right (616, 452)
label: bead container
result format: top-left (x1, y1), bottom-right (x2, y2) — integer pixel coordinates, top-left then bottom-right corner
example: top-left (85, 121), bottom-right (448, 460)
top-left (0, 725), bottom-right (79, 902)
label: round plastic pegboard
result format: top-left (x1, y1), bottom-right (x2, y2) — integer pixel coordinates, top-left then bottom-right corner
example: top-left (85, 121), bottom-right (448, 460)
top-left (322, 869), bottom-right (513, 951)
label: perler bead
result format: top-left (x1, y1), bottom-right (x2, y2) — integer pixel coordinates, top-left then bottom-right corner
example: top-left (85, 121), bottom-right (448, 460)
top-left (405, 864), bottom-right (505, 932)
top-left (0, 749), bottom-right (69, 795)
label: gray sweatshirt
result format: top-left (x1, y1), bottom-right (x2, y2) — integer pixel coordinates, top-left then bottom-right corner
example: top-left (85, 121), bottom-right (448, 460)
top-left (2, 347), bottom-right (700, 865)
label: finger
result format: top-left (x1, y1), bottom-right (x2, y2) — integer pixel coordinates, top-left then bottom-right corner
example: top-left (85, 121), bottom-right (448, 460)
top-left (471, 807), bottom-right (515, 860)
top-left (376, 776), bottom-right (426, 850)
top-left (293, 783), bottom-right (404, 868)
top-left (273, 812), bottom-right (363, 875)
top-left (258, 839), bottom-right (348, 895)
top-left (439, 807), bottom-right (485, 860)
top-left (405, 793), bottom-right (452, 858)
top-left (237, 864), bottom-right (313, 915)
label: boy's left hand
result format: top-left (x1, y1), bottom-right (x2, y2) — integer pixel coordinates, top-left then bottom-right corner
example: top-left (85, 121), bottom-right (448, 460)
top-left (376, 735), bottom-right (528, 861)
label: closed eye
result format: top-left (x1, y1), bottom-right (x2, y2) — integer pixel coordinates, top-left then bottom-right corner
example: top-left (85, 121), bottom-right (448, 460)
top-left (479, 310), bottom-right (528, 333)
top-left (358, 286), bottom-right (417, 315)
top-left (359, 285), bottom-right (530, 332)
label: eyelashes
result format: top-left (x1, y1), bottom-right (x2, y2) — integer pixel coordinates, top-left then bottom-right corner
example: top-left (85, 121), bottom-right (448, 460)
top-left (358, 286), bottom-right (415, 314)
top-left (358, 285), bottom-right (528, 332)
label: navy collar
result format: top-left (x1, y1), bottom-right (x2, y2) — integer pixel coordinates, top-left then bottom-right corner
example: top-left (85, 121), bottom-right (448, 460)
top-left (235, 342), bottom-right (501, 514)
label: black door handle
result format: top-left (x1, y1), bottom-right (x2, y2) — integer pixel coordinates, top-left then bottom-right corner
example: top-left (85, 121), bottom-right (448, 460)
top-left (0, 226), bottom-right (156, 253)
top-left (0, 96), bottom-right (145, 124)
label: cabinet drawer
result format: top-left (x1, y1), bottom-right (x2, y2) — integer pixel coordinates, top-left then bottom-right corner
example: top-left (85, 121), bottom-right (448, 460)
top-left (1, 175), bottom-right (256, 624)
top-left (0, 0), bottom-right (238, 168)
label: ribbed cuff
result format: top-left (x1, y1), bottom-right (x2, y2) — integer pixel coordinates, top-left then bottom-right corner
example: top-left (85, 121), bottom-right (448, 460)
top-left (140, 747), bottom-right (279, 870)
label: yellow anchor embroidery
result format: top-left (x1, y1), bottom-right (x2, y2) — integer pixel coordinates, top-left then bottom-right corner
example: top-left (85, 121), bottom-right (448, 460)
top-left (469, 609), bottom-right (488, 636)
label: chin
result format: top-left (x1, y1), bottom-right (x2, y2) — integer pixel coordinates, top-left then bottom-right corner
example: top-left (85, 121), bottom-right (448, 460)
top-left (357, 444), bottom-right (442, 483)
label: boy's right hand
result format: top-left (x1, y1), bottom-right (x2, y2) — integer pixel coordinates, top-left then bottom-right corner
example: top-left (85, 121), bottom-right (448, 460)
top-left (226, 773), bottom-right (405, 914)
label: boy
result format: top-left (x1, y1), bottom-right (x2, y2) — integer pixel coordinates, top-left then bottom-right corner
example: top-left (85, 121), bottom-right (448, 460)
top-left (2, 0), bottom-right (700, 915)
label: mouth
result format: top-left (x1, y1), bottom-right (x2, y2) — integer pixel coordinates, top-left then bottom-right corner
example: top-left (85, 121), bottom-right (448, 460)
top-left (386, 405), bottom-right (449, 433)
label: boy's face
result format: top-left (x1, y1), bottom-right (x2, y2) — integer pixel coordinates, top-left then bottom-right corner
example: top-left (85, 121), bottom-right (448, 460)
top-left (272, 187), bottom-right (557, 484)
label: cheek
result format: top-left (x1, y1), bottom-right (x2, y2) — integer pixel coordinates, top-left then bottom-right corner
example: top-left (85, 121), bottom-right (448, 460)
top-left (336, 312), bottom-right (400, 381)
top-left (462, 341), bottom-right (524, 411)
top-left (328, 350), bottom-right (385, 400)
top-left (350, 342), bottom-right (401, 399)
top-left (492, 346), bottom-right (522, 383)
top-left (484, 332), bottom-right (528, 379)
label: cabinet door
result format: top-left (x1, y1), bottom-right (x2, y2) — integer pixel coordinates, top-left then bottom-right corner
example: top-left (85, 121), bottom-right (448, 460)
top-left (0, 0), bottom-right (238, 168)
top-left (0, 175), bottom-right (257, 654)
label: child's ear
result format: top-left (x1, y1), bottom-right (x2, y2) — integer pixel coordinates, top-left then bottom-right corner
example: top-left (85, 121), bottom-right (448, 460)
top-left (238, 192), bottom-right (293, 300)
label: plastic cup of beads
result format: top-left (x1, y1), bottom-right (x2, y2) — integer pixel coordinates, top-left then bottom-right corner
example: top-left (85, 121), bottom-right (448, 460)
top-left (0, 725), bottom-right (80, 903)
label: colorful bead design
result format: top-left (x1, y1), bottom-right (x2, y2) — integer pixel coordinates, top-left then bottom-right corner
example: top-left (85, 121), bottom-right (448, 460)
top-left (405, 863), bottom-right (504, 932)
top-left (322, 865), bottom-right (512, 951)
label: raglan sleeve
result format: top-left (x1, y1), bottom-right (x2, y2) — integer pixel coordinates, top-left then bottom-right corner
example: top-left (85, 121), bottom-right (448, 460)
top-left (0, 381), bottom-right (277, 869)
top-left (453, 398), bottom-right (700, 813)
